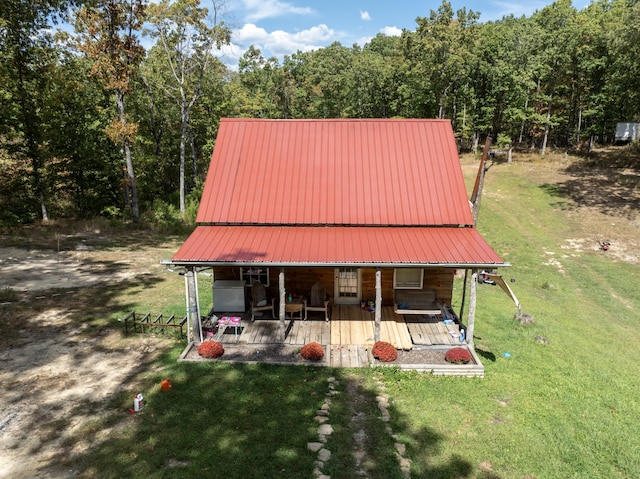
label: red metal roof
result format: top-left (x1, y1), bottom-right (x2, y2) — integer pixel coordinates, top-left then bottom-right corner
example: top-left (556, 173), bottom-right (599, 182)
top-left (173, 118), bottom-right (505, 267)
top-left (196, 118), bottom-right (473, 226)
top-left (171, 226), bottom-right (504, 267)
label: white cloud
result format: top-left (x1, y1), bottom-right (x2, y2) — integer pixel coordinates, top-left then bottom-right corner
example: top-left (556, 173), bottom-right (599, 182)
top-left (234, 23), bottom-right (271, 44)
top-left (232, 22), bottom-right (335, 57)
top-left (360, 10), bottom-right (371, 21)
top-left (380, 26), bottom-right (402, 37)
top-left (240, 0), bottom-right (314, 22)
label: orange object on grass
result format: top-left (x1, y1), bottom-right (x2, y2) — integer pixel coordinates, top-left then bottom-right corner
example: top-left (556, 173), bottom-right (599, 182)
top-left (161, 378), bottom-right (172, 391)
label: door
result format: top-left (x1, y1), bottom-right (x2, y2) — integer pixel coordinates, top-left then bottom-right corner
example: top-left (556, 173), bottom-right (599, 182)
top-left (334, 267), bottom-right (361, 304)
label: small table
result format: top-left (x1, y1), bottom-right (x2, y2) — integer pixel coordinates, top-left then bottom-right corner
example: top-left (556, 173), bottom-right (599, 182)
top-left (284, 300), bottom-right (304, 320)
top-left (216, 316), bottom-right (242, 340)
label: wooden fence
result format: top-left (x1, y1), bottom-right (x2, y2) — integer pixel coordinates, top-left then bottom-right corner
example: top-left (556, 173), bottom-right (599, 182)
top-left (123, 311), bottom-right (187, 339)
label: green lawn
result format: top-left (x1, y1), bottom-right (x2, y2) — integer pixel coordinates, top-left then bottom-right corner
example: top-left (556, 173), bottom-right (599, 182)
top-left (372, 156), bottom-right (640, 478)
top-left (65, 155), bottom-right (640, 478)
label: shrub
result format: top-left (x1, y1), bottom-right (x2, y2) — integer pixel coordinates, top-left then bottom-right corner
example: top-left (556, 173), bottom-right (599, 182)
top-left (300, 342), bottom-right (324, 361)
top-left (444, 347), bottom-right (473, 364)
top-left (197, 340), bottom-right (224, 359)
top-left (0, 287), bottom-right (19, 302)
top-left (372, 341), bottom-right (398, 362)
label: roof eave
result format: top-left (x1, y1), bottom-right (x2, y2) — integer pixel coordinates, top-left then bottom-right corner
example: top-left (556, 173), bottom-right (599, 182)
top-left (161, 259), bottom-right (511, 269)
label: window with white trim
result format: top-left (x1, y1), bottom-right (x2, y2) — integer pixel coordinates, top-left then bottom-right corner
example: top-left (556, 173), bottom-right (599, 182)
top-left (240, 267), bottom-right (269, 286)
top-left (393, 268), bottom-right (423, 289)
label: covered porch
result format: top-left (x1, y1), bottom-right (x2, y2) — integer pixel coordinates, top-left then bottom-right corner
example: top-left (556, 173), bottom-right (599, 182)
top-left (190, 304), bottom-right (482, 372)
top-left (205, 305), bottom-right (464, 350)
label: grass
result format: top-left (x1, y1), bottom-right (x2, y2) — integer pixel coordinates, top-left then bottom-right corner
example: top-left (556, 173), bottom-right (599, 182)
top-left (368, 154), bottom-right (640, 478)
top-left (4, 151), bottom-right (640, 478)
top-left (70, 356), bottom-right (331, 479)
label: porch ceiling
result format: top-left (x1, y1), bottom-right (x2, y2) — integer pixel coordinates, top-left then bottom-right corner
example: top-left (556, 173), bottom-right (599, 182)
top-left (170, 225), bottom-right (507, 268)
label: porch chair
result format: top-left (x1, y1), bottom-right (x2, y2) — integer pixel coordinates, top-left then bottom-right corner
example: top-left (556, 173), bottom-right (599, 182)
top-left (250, 281), bottom-right (275, 322)
top-left (304, 281), bottom-right (330, 322)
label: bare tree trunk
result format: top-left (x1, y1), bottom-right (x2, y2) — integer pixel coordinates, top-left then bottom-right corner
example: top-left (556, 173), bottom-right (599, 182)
top-left (576, 107), bottom-right (582, 146)
top-left (541, 100), bottom-right (552, 156)
top-left (116, 89), bottom-right (139, 221)
top-left (189, 126), bottom-right (198, 187)
top-left (16, 48), bottom-right (49, 223)
top-left (142, 77), bottom-right (163, 156)
top-left (39, 192), bottom-right (49, 223)
top-left (519, 98), bottom-right (529, 144)
top-left (541, 80), bottom-right (555, 156)
top-left (179, 102), bottom-right (188, 215)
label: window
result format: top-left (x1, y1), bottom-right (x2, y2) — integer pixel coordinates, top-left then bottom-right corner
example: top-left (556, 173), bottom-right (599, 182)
top-left (334, 267), bottom-right (361, 304)
top-left (240, 267), bottom-right (269, 286)
top-left (393, 268), bottom-right (423, 289)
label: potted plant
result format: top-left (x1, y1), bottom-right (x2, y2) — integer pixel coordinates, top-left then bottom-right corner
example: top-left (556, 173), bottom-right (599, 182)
top-left (372, 341), bottom-right (398, 362)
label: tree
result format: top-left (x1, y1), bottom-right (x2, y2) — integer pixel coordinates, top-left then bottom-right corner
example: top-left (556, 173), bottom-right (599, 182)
top-left (145, 0), bottom-right (231, 215)
top-left (531, 0), bottom-right (578, 154)
top-left (43, 53), bottom-right (124, 217)
top-left (75, 0), bottom-right (146, 221)
top-left (0, 0), bottom-right (74, 223)
top-left (400, 1), bottom-right (480, 123)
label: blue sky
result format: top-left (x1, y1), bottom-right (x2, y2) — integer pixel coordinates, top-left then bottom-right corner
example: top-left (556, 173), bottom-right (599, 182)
top-left (218, 0), bottom-right (592, 67)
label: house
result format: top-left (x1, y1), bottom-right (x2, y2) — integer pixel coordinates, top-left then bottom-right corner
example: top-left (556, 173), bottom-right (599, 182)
top-left (167, 118), bottom-right (508, 357)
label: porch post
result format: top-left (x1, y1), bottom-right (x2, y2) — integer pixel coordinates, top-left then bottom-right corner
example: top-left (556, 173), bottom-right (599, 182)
top-left (185, 267), bottom-right (202, 343)
top-left (466, 269), bottom-right (478, 347)
top-left (374, 268), bottom-right (382, 342)
top-left (278, 268), bottom-right (286, 341)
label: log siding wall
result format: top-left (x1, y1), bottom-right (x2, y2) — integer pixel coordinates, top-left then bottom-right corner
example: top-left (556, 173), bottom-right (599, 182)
top-left (211, 267), bottom-right (455, 307)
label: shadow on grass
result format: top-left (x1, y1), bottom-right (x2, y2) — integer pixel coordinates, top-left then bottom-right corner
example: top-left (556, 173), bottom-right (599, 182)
top-left (475, 347), bottom-right (497, 362)
top-left (46, 354), bottom-right (493, 479)
top-left (539, 148), bottom-right (640, 219)
top-left (59, 359), bottom-right (332, 479)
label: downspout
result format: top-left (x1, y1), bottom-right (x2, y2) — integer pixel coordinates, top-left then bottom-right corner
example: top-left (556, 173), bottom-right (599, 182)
top-left (466, 269), bottom-right (478, 347)
top-left (185, 267), bottom-right (202, 343)
top-left (374, 268), bottom-right (382, 342)
top-left (459, 268), bottom-right (468, 320)
top-left (278, 268), bottom-right (286, 341)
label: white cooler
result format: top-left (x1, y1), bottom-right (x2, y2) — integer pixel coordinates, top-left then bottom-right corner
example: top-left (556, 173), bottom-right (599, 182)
top-left (212, 280), bottom-right (246, 312)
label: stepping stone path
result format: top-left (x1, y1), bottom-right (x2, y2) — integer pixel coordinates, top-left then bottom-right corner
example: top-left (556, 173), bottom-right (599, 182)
top-left (307, 375), bottom-right (411, 478)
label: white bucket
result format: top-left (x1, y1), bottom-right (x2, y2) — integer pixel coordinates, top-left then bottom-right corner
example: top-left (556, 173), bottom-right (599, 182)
top-left (133, 393), bottom-right (144, 412)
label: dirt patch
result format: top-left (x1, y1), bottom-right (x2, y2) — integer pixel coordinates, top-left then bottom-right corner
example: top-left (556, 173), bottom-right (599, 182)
top-left (0, 229), bottom-right (182, 479)
top-left (390, 349), bottom-right (451, 365)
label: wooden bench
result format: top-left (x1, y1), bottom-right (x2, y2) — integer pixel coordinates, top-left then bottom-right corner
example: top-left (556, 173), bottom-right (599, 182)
top-left (123, 311), bottom-right (187, 339)
top-left (394, 289), bottom-right (441, 315)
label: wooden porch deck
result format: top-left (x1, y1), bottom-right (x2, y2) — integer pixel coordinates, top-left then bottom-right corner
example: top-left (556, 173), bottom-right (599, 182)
top-left (215, 305), bottom-right (463, 350)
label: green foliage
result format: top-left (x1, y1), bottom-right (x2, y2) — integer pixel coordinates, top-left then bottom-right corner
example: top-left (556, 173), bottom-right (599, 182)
top-left (496, 133), bottom-right (512, 148)
top-left (148, 198), bottom-right (189, 234)
top-left (2, 0), bottom-right (640, 224)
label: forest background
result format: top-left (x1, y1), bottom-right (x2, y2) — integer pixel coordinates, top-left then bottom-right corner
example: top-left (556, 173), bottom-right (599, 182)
top-left (1, 0), bottom-right (638, 226)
